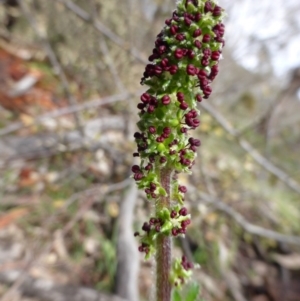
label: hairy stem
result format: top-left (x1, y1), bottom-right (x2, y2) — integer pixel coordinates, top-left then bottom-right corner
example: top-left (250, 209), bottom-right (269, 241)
top-left (156, 168), bottom-right (172, 301)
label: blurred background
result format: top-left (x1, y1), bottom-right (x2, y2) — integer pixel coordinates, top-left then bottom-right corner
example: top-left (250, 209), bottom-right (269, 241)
top-left (0, 0), bottom-right (300, 301)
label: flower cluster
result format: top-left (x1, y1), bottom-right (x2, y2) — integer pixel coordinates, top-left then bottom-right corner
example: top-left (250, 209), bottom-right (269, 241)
top-left (170, 255), bottom-right (194, 288)
top-left (132, 0), bottom-right (225, 286)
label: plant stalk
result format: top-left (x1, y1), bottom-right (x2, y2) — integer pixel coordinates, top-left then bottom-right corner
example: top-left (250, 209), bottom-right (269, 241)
top-left (156, 167), bottom-right (172, 301)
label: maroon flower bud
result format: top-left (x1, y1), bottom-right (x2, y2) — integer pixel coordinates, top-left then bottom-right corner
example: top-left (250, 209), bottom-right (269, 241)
top-left (134, 172), bottom-right (144, 181)
top-left (211, 64), bottom-right (219, 76)
top-left (172, 228), bottom-right (178, 236)
top-left (179, 185), bottom-right (187, 193)
top-left (180, 101), bottom-right (188, 110)
top-left (195, 12), bottom-right (202, 22)
top-left (142, 222), bottom-right (151, 232)
top-left (133, 152), bottom-right (139, 157)
top-left (147, 105), bottom-right (155, 113)
top-left (169, 65), bottom-right (178, 74)
top-left (170, 25), bottom-right (179, 35)
top-left (140, 93), bottom-right (151, 103)
top-left (163, 127), bottom-right (171, 135)
top-left (193, 28), bottom-right (202, 37)
top-left (202, 34), bottom-right (211, 43)
top-left (196, 94), bottom-right (202, 102)
top-left (137, 103), bottom-right (146, 110)
top-left (150, 182), bottom-right (156, 191)
top-left (134, 232), bottom-right (140, 237)
top-left (211, 51), bottom-right (220, 61)
top-left (158, 45), bottom-right (167, 54)
top-left (186, 64), bottom-right (197, 76)
top-left (160, 156), bottom-right (167, 163)
top-left (165, 18), bottom-right (172, 26)
top-left (160, 58), bottom-right (169, 67)
top-left (151, 192), bottom-right (157, 198)
top-left (145, 163), bottom-right (153, 171)
top-left (187, 50), bottom-right (195, 59)
top-left (213, 5), bottom-right (222, 16)
top-left (156, 136), bottom-right (164, 143)
top-left (180, 127), bottom-right (188, 133)
top-left (170, 210), bottom-right (177, 218)
top-left (204, 1), bottom-right (213, 13)
top-left (179, 207), bottom-right (188, 216)
top-left (149, 126), bottom-right (156, 134)
top-left (201, 58), bottom-right (209, 67)
top-left (133, 132), bottom-right (141, 139)
top-left (198, 69), bottom-right (207, 79)
top-left (162, 95), bottom-right (171, 105)
top-left (150, 217), bottom-right (157, 225)
top-left (175, 48), bottom-right (184, 59)
top-left (131, 165), bottom-right (141, 173)
top-left (194, 40), bottom-right (202, 49)
top-left (175, 33), bottom-right (186, 41)
top-left (184, 17), bottom-right (192, 26)
top-left (154, 65), bottom-right (163, 75)
top-left (145, 188), bottom-right (151, 194)
top-left (177, 92), bottom-right (185, 102)
top-left (155, 225), bottom-right (161, 232)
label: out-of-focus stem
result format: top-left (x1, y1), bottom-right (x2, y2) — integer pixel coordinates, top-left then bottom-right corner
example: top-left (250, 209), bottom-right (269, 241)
top-left (156, 167), bottom-right (172, 301)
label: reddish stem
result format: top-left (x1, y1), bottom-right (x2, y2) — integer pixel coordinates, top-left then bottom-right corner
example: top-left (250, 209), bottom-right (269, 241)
top-left (156, 167), bottom-right (172, 301)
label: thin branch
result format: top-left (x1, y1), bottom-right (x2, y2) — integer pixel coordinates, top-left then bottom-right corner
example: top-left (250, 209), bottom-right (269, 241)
top-left (197, 190), bottom-right (300, 246)
top-left (200, 101), bottom-right (300, 195)
top-left (55, 0), bottom-right (148, 64)
top-left (0, 92), bottom-right (134, 137)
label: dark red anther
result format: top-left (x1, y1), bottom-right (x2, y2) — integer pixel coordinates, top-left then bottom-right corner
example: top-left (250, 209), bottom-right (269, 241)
top-left (186, 64), bottom-right (197, 76)
top-left (145, 163), bottom-right (153, 171)
top-left (140, 93), bottom-right (151, 103)
top-left (160, 58), bottom-right (169, 67)
top-left (154, 65), bottom-right (163, 75)
top-left (176, 92), bottom-right (185, 102)
top-left (179, 185), bottom-right (187, 193)
top-left (176, 33), bottom-right (185, 41)
top-left (162, 95), bottom-right (171, 105)
top-left (172, 228), bottom-right (178, 236)
top-left (184, 17), bottom-right (192, 26)
top-left (170, 210), bottom-right (177, 218)
top-left (175, 48), bottom-right (184, 59)
top-left (160, 156), bottom-right (167, 164)
top-left (193, 28), bottom-right (202, 37)
top-left (195, 12), bottom-right (202, 22)
top-left (213, 5), bottom-right (222, 16)
top-left (211, 51), bottom-right (220, 61)
top-left (147, 105), bottom-right (155, 113)
top-left (196, 94), bottom-right (202, 102)
top-left (187, 50), bottom-right (195, 59)
top-left (204, 1), bottom-right (213, 13)
top-left (137, 103), bottom-right (145, 110)
top-left (170, 25), bottom-right (178, 35)
top-left (149, 126), bottom-right (156, 134)
top-left (155, 225), bottom-right (161, 232)
top-left (180, 101), bottom-right (188, 110)
top-left (142, 222), bottom-right (151, 232)
top-left (158, 45), bottom-right (167, 54)
top-left (179, 207), bottom-right (188, 216)
top-left (163, 127), bottom-right (171, 135)
top-left (194, 40), bottom-right (202, 49)
top-left (201, 58), bottom-right (209, 67)
top-left (134, 172), bottom-right (144, 181)
top-left (198, 69), bottom-right (207, 79)
top-left (156, 136), bottom-right (164, 143)
top-left (169, 65), bottom-right (178, 74)
top-left (202, 34), bottom-right (211, 43)
top-left (150, 182), bottom-right (156, 191)
top-left (134, 232), bottom-right (140, 237)
top-left (165, 18), bottom-right (172, 26)
top-left (131, 165), bottom-right (141, 173)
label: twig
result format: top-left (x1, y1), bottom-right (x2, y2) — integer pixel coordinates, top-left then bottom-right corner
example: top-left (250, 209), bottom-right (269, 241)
top-left (0, 270), bottom-right (128, 301)
top-left (0, 92), bottom-right (134, 137)
top-left (197, 190), bottom-right (300, 246)
top-left (18, 0), bottom-right (84, 136)
top-left (55, 0), bottom-right (148, 64)
top-left (115, 181), bottom-right (139, 301)
top-left (200, 101), bottom-right (300, 195)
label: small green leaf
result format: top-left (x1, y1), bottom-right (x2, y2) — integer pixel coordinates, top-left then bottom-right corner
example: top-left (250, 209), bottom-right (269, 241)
top-left (172, 289), bottom-right (182, 301)
top-left (186, 282), bottom-right (200, 301)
